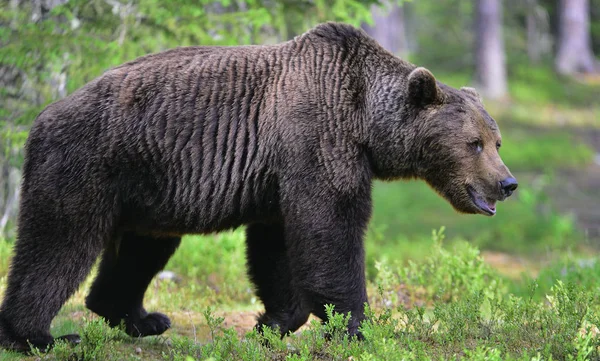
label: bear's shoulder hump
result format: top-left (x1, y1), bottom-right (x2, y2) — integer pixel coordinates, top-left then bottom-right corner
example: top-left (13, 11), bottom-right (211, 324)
top-left (304, 22), bottom-right (367, 45)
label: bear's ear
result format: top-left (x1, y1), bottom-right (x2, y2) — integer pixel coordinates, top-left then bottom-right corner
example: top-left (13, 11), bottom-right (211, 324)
top-left (461, 87), bottom-right (483, 103)
top-left (407, 67), bottom-right (442, 107)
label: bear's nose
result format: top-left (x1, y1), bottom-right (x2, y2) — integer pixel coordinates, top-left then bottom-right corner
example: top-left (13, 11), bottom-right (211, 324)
top-left (500, 177), bottom-right (518, 197)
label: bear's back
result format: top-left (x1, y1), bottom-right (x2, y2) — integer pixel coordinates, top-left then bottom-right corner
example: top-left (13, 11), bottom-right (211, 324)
top-left (25, 23), bottom-right (380, 236)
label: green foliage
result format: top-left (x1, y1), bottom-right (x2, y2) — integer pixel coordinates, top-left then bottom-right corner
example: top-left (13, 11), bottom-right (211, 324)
top-left (163, 308), bottom-right (274, 361)
top-left (203, 306), bottom-right (225, 343)
top-left (513, 255), bottom-right (600, 303)
top-left (30, 317), bottom-right (123, 360)
top-left (322, 304), bottom-right (353, 344)
top-left (371, 173), bottom-right (581, 256)
top-left (397, 228), bottom-right (506, 303)
top-left (499, 129), bottom-right (593, 172)
top-left (507, 65), bottom-right (600, 107)
top-left (362, 240), bottom-right (600, 361)
top-left (0, 0), bottom-right (378, 118)
top-left (69, 317), bottom-right (123, 360)
top-left (3, 232), bottom-right (600, 360)
top-left (410, 0), bottom-right (475, 70)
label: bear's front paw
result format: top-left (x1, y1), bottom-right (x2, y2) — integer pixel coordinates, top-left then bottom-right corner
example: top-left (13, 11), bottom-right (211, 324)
top-left (126, 312), bottom-right (171, 337)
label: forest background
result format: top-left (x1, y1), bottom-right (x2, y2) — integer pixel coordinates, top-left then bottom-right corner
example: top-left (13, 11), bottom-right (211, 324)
top-left (1, 0), bottom-right (600, 360)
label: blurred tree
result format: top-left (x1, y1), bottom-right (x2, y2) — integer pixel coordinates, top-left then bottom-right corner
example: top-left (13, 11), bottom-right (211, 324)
top-left (475, 0), bottom-right (507, 99)
top-left (555, 0), bottom-right (598, 74)
top-left (526, 0), bottom-right (552, 63)
top-left (592, 0), bottom-right (600, 54)
top-left (410, 1), bottom-right (474, 70)
top-left (362, 0), bottom-right (408, 58)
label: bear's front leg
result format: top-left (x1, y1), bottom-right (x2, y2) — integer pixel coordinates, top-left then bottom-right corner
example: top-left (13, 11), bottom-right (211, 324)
top-left (281, 177), bottom-right (372, 338)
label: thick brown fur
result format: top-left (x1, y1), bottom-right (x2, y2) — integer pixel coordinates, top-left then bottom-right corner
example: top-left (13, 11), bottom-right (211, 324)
top-left (0, 22), bottom-right (516, 351)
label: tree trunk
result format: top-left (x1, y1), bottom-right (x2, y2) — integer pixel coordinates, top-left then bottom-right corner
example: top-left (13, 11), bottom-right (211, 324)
top-left (527, 0), bottom-right (553, 64)
top-left (475, 0), bottom-right (507, 100)
top-left (555, 0), bottom-right (597, 75)
top-left (362, 0), bottom-right (408, 58)
top-left (527, 0), bottom-right (541, 63)
top-left (0, 0), bottom-right (68, 239)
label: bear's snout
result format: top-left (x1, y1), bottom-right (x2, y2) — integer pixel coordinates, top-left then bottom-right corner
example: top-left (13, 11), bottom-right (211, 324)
top-left (499, 177), bottom-right (518, 198)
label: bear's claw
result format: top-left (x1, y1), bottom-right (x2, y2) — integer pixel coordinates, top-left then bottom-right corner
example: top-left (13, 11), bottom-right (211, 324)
top-left (126, 312), bottom-right (171, 337)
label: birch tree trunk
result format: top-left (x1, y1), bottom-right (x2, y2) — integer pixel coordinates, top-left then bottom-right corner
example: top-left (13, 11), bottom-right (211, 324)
top-left (527, 0), bottom-right (541, 63)
top-left (475, 0), bottom-right (508, 100)
top-left (555, 0), bottom-right (598, 75)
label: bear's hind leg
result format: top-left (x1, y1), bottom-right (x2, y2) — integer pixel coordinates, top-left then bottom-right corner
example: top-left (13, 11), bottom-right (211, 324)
top-left (85, 232), bottom-right (180, 337)
top-left (0, 215), bottom-right (106, 352)
top-left (246, 223), bottom-right (310, 336)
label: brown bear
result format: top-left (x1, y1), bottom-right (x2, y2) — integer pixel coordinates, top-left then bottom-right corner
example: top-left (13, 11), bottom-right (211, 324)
top-left (0, 22), bottom-right (517, 351)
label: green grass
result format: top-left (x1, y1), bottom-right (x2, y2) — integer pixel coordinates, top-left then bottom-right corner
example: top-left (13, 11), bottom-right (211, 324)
top-left (165, 232), bottom-right (254, 307)
top-left (371, 175), bottom-right (580, 256)
top-left (3, 232), bottom-right (600, 360)
top-left (434, 63), bottom-right (600, 109)
top-left (507, 64), bottom-right (600, 108)
top-left (511, 253), bottom-right (600, 302)
top-left (498, 128), bottom-right (594, 172)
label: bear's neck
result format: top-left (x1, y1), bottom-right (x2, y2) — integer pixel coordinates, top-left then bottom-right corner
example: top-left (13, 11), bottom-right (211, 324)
top-left (363, 57), bottom-right (422, 181)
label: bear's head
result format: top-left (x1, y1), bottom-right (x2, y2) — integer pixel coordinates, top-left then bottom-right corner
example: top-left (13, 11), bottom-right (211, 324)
top-left (368, 67), bottom-right (517, 216)
top-left (410, 67), bottom-right (517, 216)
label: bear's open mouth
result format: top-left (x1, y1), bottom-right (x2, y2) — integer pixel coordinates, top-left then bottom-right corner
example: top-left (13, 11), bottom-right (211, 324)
top-left (467, 185), bottom-right (497, 216)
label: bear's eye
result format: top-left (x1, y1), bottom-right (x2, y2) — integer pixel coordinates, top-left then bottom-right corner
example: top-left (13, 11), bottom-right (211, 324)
top-left (470, 140), bottom-right (483, 153)
top-left (496, 141), bottom-right (501, 150)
